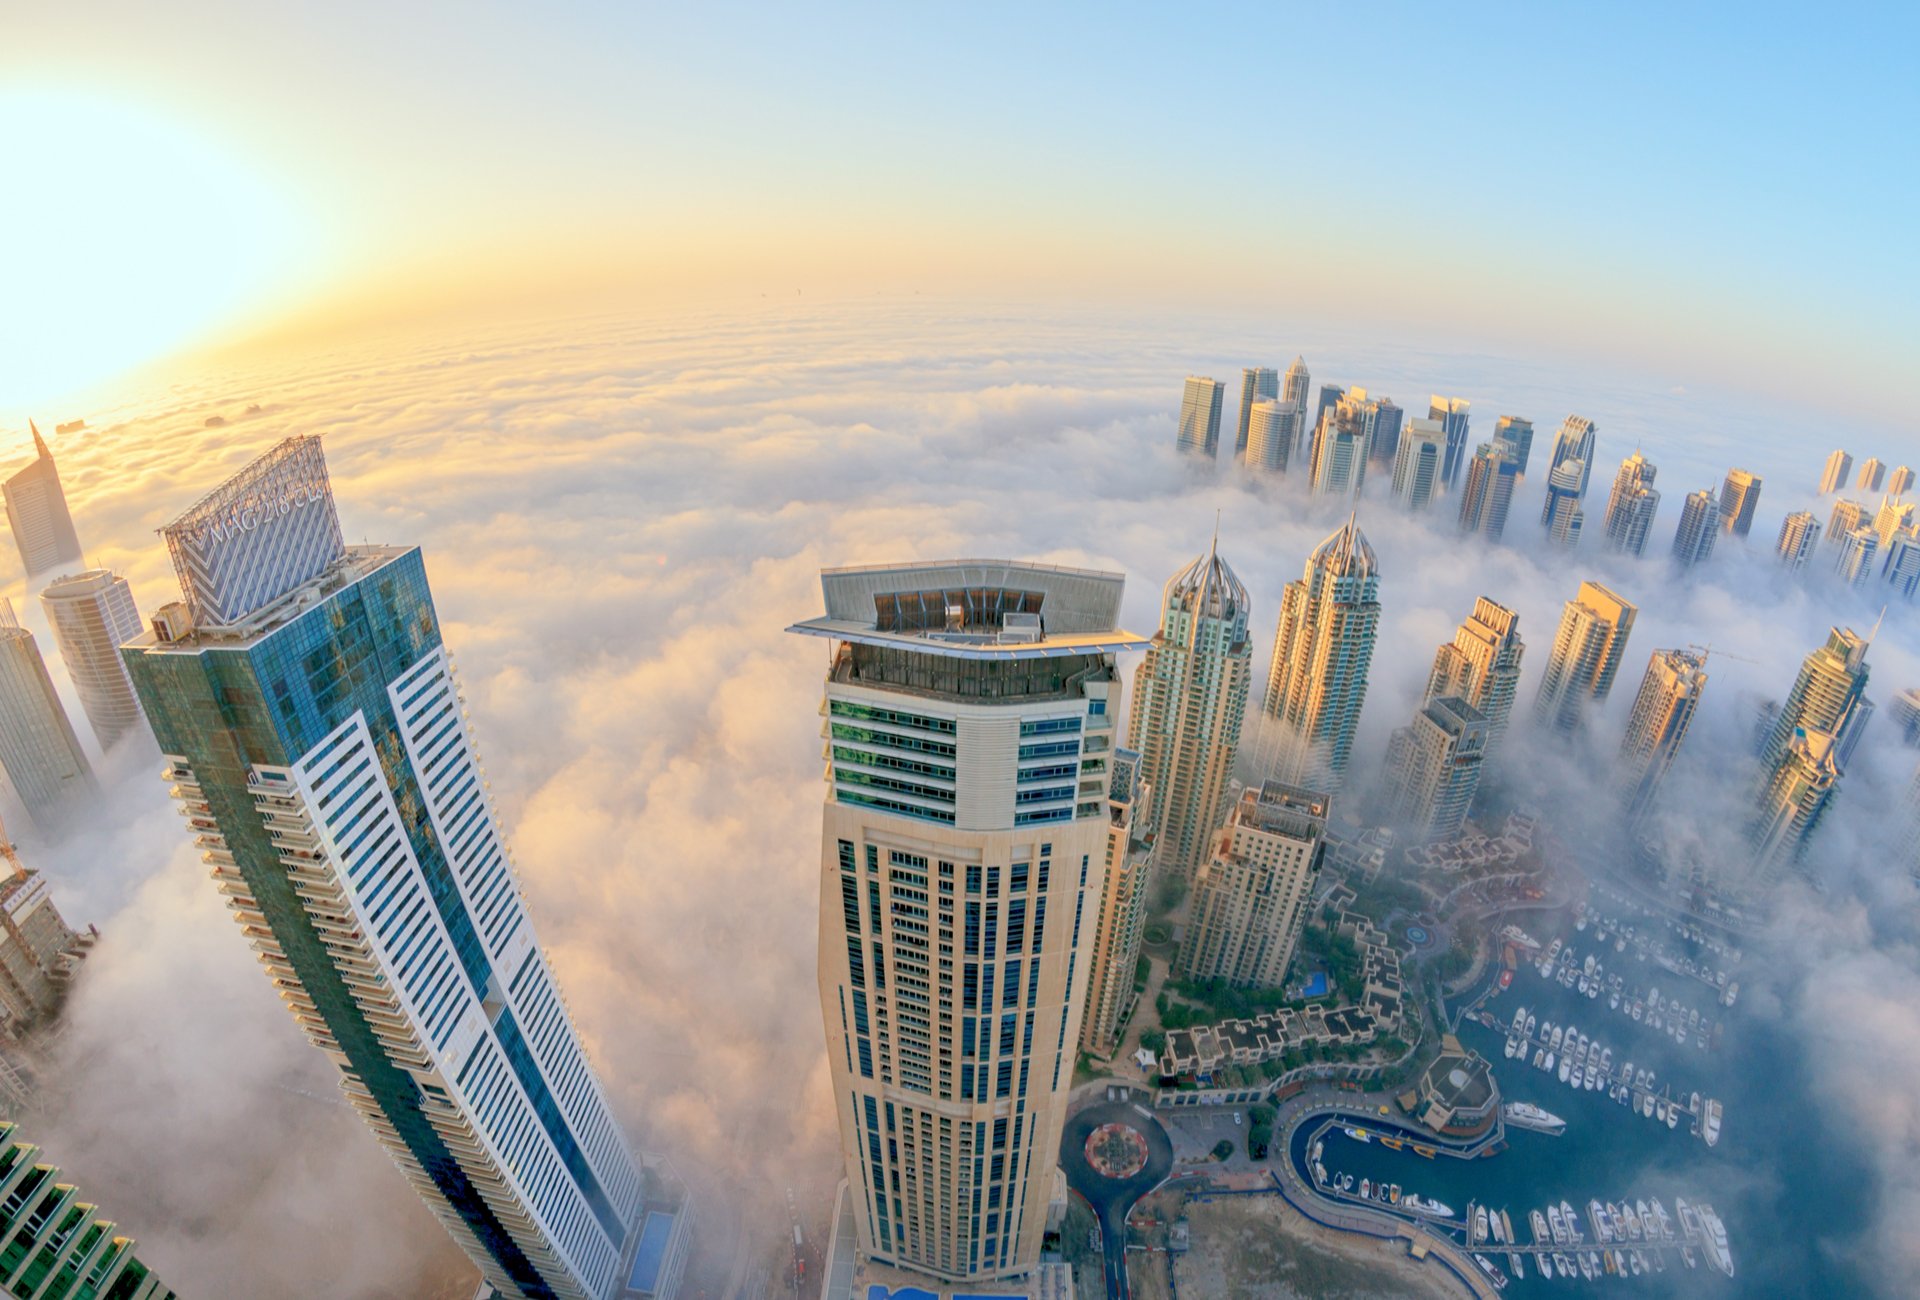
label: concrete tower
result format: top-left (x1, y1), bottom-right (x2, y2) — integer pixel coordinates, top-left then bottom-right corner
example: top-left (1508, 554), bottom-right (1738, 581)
top-left (1533, 581), bottom-right (1637, 736)
top-left (0, 600), bottom-right (96, 831)
top-left (2, 424), bottom-right (84, 582)
top-left (1257, 519), bottom-right (1380, 792)
top-left (1493, 416), bottom-right (1535, 476)
top-left (1672, 489), bottom-right (1720, 567)
top-left (1602, 452), bottom-right (1661, 556)
top-left (1548, 415), bottom-right (1598, 498)
top-left (40, 568), bottom-right (146, 753)
top-left (1718, 468), bottom-right (1763, 538)
top-left (1819, 449), bottom-right (1853, 495)
top-left (1859, 458), bottom-right (1887, 492)
top-left (1128, 542), bottom-right (1253, 879)
top-left (1425, 597), bottom-right (1525, 755)
top-left (1177, 377), bottom-right (1225, 459)
top-left (1541, 460), bottom-right (1586, 546)
top-left (1429, 396), bottom-right (1472, 489)
top-left (1079, 753), bottom-right (1153, 1059)
top-left (1456, 440), bottom-right (1521, 541)
top-left (1390, 418), bottom-right (1446, 510)
top-left (790, 559), bottom-right (1144, 1283)
top-left (1379, 696), bottom-right (1489, 842)
top-left (1616, 648), bottom-right (1708, 826)
top-left (1776, 511), bottom-right (1821, 570)
top-left (1760, 627), bottom-right (1873, 774)
top-left (1179, 782), bottom-right (1327, 987)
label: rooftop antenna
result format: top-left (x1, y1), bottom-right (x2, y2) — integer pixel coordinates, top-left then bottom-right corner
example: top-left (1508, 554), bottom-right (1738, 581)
top-left (1210, 509), bottom-right (1220, 557)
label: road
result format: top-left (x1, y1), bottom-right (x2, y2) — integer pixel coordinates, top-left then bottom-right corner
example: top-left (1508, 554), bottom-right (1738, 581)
top-left (1057, 1098), bottom-right (1174, 1300)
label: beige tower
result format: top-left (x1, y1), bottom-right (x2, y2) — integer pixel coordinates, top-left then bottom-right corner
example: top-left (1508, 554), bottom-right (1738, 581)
top-left (1379, 696), bottom-right (1488, 842)
top-left (1533, 581), bottom-right (1637, 736)
top-left (1256, 519), bottom-right (1380, 792)
top-left (1425, 597), bottom-right (1525, 755)
top-left (1128, 542), bottom-right (1252, 879)
top-left (1615, 648), bottom-right (1709, 826)
top-left (40, 568), bottom-right (146, 752)
top-left (791, 560), bottom-right (1146, 1284)
top-left (1179, 782), bottom-right (1327, 988)
top-left (1079, 752), bottom-right (1153, 1059)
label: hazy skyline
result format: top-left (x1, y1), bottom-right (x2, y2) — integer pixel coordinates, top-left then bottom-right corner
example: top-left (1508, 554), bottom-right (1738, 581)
top-left (4, 6), bottom-right (1918, 418)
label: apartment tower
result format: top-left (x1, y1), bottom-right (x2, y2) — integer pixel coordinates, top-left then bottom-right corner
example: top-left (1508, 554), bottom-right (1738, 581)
top-left (1390, 418), bottom-right (1446, 510)
top-left (1179, 782), bottom-right (1327, 987)
top-left (1235, 367), bottom-right (1280, 457)
top-left (1493, 416), bottom-right (1535, 476)
top-left (1616, 648), bottom-right (1708, 826)
top-left (0, 600), bottom-right (96, 831)
top-left (1456, 440), bottom-right (1521, 541)
top-left (791, 559), bottom-right (1144, 1282)
top-left (1127, 542), bottom-right (1253, 879)
top-left (1776, 511), bottom-right (1821, 570)
top-left (1079, 753), bottom-right (1153, 1059)
top-left (1429, 396), bottom-right (1472, 489)
top-left (0, 1120), bottom-right (175, 1299)
top-left (1671, 490), bottom-right (1719, 568)
top-left (1718, 468), bottom-right (1762, 538)
top-left (1819, 449), bottom-right (1853, 495)
top-left (1176, 377), bottom-right (1225, 458)
top-left (1425, 597), bottom-right (1525, 754)
top-left (1759, 627), bottom-right (1873, 774)
top-left (1602, 452), bottom-right (1661, 556)
top-left (1533, 581), bottom-right (1637, 735)
top-left (1379, 696), bottom-right (1488, 842)
top-left (40, 569), bottom-right (146, 752)
top-left (125, 438), bottom-right (649, 1300)
top-left (1256, 519), bottom-right (1380, 792)
top-left (1548, 416), bottom-right (1598, 498)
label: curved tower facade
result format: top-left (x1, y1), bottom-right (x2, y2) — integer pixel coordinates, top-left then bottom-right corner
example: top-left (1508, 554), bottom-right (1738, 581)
top-left (1257, 520), bottom-right (1381, 792)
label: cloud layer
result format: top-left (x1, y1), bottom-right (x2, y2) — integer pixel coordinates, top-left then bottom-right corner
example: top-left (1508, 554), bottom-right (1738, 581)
top-left (9, 297), bottom-right (1916, 1295)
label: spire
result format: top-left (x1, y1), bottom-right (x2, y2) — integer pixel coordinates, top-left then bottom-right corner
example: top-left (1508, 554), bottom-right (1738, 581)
top-left (28, 421), bottom-right (48, 459)
top-left (1211, 509), bottom-right (1220, 558)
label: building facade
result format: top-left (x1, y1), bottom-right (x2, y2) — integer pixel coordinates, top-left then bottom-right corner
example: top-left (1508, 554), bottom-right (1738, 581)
top-left (1176, 377), bottom-right (1225, 458)
top-left (2, 424), bottom-right (84, 582)
top-left (1547, 415), bottom-right (1598, 499)
top-left (126, 444), bottom-right (647, 1300)
top-left (1759, 627), bottom-right (1873, 775)
top-left (1455, 440), bottom-right (1521, 541)
top-left (1429, 397), bottom-right (1471, 489)
top-left (1718, 468), bottom-right (1762, 537)
top-left (1819, 449), bottom-right (1853, 495)
top-left (1776, 511), bottom-right (1821, 570)
top-left (1244, 398), bottom-right (1298, 476)
top-left (1602, 452), bottom-right (1660, 556)
top-left (0, 601), bottom-right (96, 831)
top-left (1749, 727), bottom-right (1841, 882)
top-left (1079, 753), bottom-right (1152, 1059)
top-left (0, 852), bottom-right (87, 1040)
top-left (1616, 649), bottom-right (1708, 826)
top-left (1859, 457), bottom-right (1887, 492)
top-left (1379, 696), bottom-right (1488, 842)
top-left (1281, 358), bottom-right (1313, 460)
top-left (1671, 489), bottom-right (1719, 568)
top-left (1178, 782), bottom-right (1327, 988)
top-left (1424, 597), bottom-right (1525, 755)
top-left (1390, 418), bottom-right (1446, 510)
top-left (1257, 520), bottom-right (1380, 793)
top-left (1234, 368), bottom-right (1280, 458)
top-left (790, 559), bottom-right (1143, 1283)
top-left (1127, 545), bottom-right (1252, 880)
top-left (1832, 527), bottom-right (1879, 588)
top-left (41, 569), bottom-right (147, 753)
top-left (0, 1120), bottom-right (176, 1299)
top-left (1890, 465), bottom-right (1915, 497)
top-left (1533, 581), bottom-right (1637, 736)
top-left (1541, 461), bottom-right (1585, 547)
top-left (1492, 416), bottom-right (1535, 476)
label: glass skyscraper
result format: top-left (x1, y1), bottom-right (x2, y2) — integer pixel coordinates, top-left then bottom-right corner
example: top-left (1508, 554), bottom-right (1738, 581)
top-left (125, 440), bottom-right (645, 1300)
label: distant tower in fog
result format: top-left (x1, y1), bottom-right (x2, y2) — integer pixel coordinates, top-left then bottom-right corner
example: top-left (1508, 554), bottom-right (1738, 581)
top-left (1391, 418), bottom-right (1446, 510)
top-left (1429, 396), bottom-right (1472, 489)
top-left (1819, 449), bottom-right (1853, 495)
top-left (1672, 490), bottom-right (1720, 568)
top-left (1873, 496), bottom-right (1915, 546)
top-left (1493, 416), bottom-right (1535, 476)
top-left (1533, 580), bottom-right (1636, 736)
top-left (0, 599), bottom-right (96, 830)
top-left (1456, 440), bottom-right (1521, 541)
top-left (1859, 457), bottom-right (1887, 492)
top-left (1776, 511), bottom-right (1821, 570)
top-left (1425, 597), bottom-right (1525, 755)
top-left (1541, 461), bottom-right (1585, 547)
top-left (1235, 367), bottom-right (1279, 457)
top-left (1832, 527), bottom-right (1879, 588)
top-left (1603, 452), bottom-right (1661, 556)
top-left (1760, 626), bottom-right (1873, 774)
top-left (1616, 648), bottom-right (1708, 826)
top-left (1826, 499), bottom-right (1868, 547)
top-left (1245, 398), bottom-right (1299, 475)
top-left (40, 568), bottom-right (146, 752)
top-left (1177, 376), bottom-right (1225, 458)
top-left (2, 424), bottom-right (84, 582)
top-left (1889, 465), bottom-right (1915, 497)
top-left (1718, 468), bottom-right (1762, 538)
top-left (1379, 695), bottom-right (1488, 842)
top-left (1548, 415), bottom-right (1598, 498)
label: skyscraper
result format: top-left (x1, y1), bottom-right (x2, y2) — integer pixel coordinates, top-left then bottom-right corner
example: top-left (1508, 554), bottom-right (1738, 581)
top-left (1244, 398), bottom-right (1298, 476)
top-left (1671, 489), bottom-right (1720, 568)
top-left (1833, 527), bottom-right (1879, 588)
top-left (1827, 499), bottom-right (1868, 546)
top-left (1819, 449), bottom-right (1853, 495)
top-left (0, 600), bottom-right (96, 830)
top-left (1313, 384), bottom-right (1345, 448)
top-left (1718, 468), bottom-right (1762, 537)
top-left (1179, 782), bottom-right (1326, 987)
top-left (1282, 357), bottom-right (1313, 421)
top-left (1257, 519), bottom-right (1380, 792)
top-left (1890, 465), bottom-right (1916, 497)
top-left (1548, 415), bottom-right (1598, 498)
top-left (1859, 457), bottom-right (1887, 492)
top-left (1235, 367), bottom-right (1279, 457)
top-left (1424, 597), bottom-right (1525, 754)
top-left (1749, 727), bottom-right (1841, 882)
top-left (1493, 415), bottom-right (1535, 476)
top-left (2, 424), bottom-right (84, 582)
top-left (0, 1119), bottom-right (175, 1300)
top-left (1455, 440), bottom-right (1521, 541)
top-left (1128, 543), bottom-right (1252, 879)
top-left (1602, 452), bottom-right (1661, 556)
top-left (1759, 627), bottom-right (1873, 774)
top-left (1429, 396), bottom-right (1471, 489)
top-left (1390, 418), bottom-right (1446, 510)
top-left (1309, 400), bottom-right (1369, 498)
top-left (1533, 580), bottom-right (1637, 735)
top-left (1882, 530), bottom-right (1920, 601)
top-left (0, 847), bottom-right (87, 1037)
top-left (1541, 460), bottom-right (1585, 546)
top-left (1177, 376), bottom-right (1225, 458)
top-left (1616, 648), bottom-right (1708, 826)
top-left (1379, 696), bottom-right (1488, 842)
top-left (126, 438), bottom-right (649, 1300)
top-left (1079, 751), bottom-right (1152, 1059)
top-left (40, 568), bottom-right (146, 753)
top-left (1873, 495), bottom-right (1915, 546)
top-left (789, 558), bottom-right (1143, 1283)
top-left (1776, 511), bottom-right (1822, 569)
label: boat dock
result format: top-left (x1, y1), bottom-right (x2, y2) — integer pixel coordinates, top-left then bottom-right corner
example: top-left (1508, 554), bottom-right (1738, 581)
top-left (1491, 1018), bottom-right (1722, 1148)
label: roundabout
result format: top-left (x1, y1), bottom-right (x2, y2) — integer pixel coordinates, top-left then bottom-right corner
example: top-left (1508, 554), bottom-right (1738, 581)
top-left (1060, 1098), bottom-right (1174, 1300)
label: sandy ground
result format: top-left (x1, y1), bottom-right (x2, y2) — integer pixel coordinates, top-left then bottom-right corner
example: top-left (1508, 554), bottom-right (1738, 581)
top-left (1128, 1189), bottom-right (1465, 1300)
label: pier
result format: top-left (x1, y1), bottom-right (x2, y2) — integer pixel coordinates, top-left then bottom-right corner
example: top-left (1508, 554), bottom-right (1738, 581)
top-left (1492, 1020), bottom-right (1722, 1147)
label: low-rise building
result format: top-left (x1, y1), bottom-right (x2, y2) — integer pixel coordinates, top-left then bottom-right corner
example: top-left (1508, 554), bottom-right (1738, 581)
top-left (1400, 1036), bottom-right (1498, 1137)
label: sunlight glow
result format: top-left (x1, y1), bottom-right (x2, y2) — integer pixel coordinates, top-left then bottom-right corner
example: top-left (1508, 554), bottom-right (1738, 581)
top-left (0, 88), bottom-right (314, 412)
